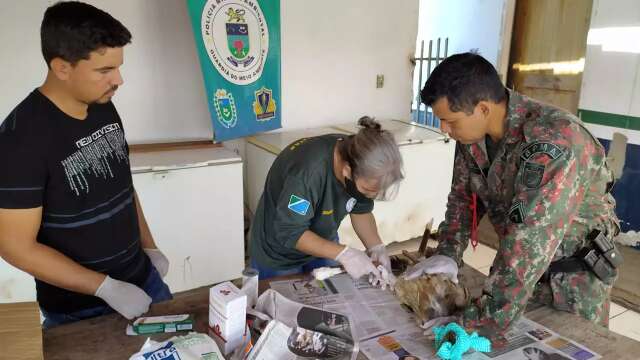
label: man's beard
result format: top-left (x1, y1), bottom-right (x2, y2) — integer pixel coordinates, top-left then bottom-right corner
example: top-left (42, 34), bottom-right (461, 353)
top-left (90, 85), bottom-right (118, 104)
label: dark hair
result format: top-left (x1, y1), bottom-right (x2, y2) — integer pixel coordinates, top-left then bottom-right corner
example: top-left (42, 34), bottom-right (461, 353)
top-left (420, 52), bottom-right (507, 114)
top-left (338, 116), bottom-right (404, 200)
top-left (41, 1), bottom-right (132, 68)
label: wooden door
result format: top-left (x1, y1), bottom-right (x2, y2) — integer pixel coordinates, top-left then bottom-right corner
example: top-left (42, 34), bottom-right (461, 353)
top-left (508, 0), bottom-right (593, 114)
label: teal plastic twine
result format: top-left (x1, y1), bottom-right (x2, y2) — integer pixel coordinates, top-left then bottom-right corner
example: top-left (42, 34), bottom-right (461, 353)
top-left (433, 322), bottom-right (491, 360)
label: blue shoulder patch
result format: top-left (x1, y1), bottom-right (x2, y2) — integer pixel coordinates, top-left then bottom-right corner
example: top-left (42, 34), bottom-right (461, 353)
top-left (288, 194), bottom-right (310, 215)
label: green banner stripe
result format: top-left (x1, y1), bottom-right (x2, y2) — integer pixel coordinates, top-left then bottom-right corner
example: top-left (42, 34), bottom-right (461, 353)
top-left (578, 109), bottom-right (640, 131)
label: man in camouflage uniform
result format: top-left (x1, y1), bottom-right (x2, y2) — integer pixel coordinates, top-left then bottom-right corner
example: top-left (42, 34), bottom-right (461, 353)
top-left (406, 53), bottom-right (619, 339)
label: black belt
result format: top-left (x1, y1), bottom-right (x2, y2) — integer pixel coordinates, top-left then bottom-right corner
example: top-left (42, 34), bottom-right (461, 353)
top-left (540, 228), bottom-right (622, 283)
top-left (539, 256), bottom-right (588, 283)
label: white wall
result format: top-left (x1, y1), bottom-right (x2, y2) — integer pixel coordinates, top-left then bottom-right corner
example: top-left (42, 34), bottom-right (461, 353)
top-left (280, 0), bottom-right (419, 130)
top-left (412, 0), bottom-right (512, 108)
top-left (416, 0), bottom-right (507, 66)
top-left (579, 0), bottom-right (640, 143)
top-left (0, 1), bottom-right (419, 143)
top-left (579, 0), bottom-right (640, 117)
top-left (0, 0), bottom-right (213, 144)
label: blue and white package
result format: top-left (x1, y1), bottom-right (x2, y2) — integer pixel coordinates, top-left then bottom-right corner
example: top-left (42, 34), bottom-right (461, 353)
top-left (129, 332), bottom-right (224, 360)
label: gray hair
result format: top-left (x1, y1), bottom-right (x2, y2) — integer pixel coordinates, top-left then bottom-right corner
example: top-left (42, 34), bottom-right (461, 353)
top-left (338, 116), bottom-right (404, 200)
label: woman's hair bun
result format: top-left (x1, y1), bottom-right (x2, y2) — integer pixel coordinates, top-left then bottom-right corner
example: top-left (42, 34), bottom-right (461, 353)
top-left (358, 116), bottom-right (381, 131)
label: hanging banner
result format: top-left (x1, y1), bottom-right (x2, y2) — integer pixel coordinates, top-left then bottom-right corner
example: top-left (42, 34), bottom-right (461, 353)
top-left (187, 0), bottom-right (281, 142)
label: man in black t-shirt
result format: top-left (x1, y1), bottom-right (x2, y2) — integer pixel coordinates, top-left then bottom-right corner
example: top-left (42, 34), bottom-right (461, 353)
top-left (0, 2), bottom-right (171, 328)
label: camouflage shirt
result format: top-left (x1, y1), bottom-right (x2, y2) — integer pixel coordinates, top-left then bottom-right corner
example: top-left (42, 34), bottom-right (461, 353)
top-left (436, 90), bottom-right (618, 337)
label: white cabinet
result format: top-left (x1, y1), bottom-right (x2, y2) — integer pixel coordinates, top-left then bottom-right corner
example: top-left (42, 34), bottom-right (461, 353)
top-left (246, 120), bottom-right (456, 250)
top-left (131, 147), bottom-right (244, 293)
top-left (0, 259), bottom-right (35, 303)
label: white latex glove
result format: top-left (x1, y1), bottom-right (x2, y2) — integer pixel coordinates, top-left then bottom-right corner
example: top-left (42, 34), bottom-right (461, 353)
top-left (335, 246), bottom-right (382, 281)
top-left (144, 248), bottom-right (169, 278)
top-left (95, 276), bottom-right (151, 320)
top-left (367, 243), bottom-right (392, 273)
top-left (420, 316), bottom-right (459, 338)
top-left (403, 255), bottom-right (459, 283)
top-left (369, 265), bottom-right (397, 290)
top-left (312, 267), bottom-right (344, 281)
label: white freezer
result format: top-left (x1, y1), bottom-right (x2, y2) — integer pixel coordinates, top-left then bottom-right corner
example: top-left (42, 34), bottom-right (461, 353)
top-left (130, 147), bottom-right (245, 293)
top-left (246, 119), bottom-right (456, 250)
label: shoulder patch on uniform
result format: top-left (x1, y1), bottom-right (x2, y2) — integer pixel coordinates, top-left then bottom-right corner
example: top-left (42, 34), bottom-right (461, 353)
top-left (345, 198), bottom-right (357, 213)
top-left (520, 141), bottom-right (564, 161)
top-left (522, 161), bottom-right (545, 189)
top-left (508, 201), bottom-right (525, 224)
top-left (288, 194), bottom-right (310, 215)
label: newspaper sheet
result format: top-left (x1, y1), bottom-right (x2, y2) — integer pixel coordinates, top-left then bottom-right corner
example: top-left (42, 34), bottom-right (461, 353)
top-left (359, 317), bottom-right (602, 360)
top-left (270, 273), bottom-right (419, 341)
top-left (465, 317), bottom-right (602, 360)
top-left (247, 289), bottom-right (358, 360)
top-left (269, 274), bottom-right (602, 360)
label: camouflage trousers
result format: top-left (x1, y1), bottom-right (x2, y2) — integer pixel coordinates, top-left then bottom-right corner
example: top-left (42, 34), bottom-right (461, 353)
top-left (531, 270), bottom-right (615, 327)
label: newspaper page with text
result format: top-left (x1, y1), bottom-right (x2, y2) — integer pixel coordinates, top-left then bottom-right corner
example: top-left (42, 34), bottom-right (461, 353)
top-left (247, 289), bottom-right (358, 360)
top-left (269, 274), bottom-right (602, 360)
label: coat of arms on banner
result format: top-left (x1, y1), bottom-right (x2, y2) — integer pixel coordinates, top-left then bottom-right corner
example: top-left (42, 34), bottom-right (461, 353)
top-left (201, 0), bottom-right (269, 85)
top-left (225, 8), bottom-right (253, 66)
top-left (253, 87), bottom-right (276, 121)
top-left (213, 89), bottom-right (238, 128)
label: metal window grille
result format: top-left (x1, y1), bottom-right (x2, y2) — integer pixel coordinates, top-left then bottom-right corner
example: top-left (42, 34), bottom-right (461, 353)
top-left (412, 37), bottom-right (448, 128)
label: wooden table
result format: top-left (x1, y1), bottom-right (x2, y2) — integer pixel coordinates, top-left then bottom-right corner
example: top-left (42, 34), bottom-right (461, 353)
top-left (43, 266), bottom-right (640, 359)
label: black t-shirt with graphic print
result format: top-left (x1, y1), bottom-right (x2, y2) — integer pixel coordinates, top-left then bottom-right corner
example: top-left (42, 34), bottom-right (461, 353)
top-left (249, 134), bottom-right (374, 269)
top-left (0, 89), bottom-right (150, 313)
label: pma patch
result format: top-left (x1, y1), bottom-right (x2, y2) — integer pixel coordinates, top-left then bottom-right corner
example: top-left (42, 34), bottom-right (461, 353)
top-left (508, 201), bottom-right (525, 224)
top-left (523, 161), bottom-right (545, 189)
top-left (288, 194), bottom-right (310, 216)
top-left (520, 141), bottom-right (564, 161)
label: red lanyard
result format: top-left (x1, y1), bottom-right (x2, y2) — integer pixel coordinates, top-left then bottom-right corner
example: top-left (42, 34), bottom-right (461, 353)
top-left (470, 193), bottom-right (479, 250)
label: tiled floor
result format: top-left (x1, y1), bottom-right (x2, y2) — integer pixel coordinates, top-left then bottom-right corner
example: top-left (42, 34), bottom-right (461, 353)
top-left (388, 239), bottom-right (640, 342)
top-left (462, 242), bottom-right (496, 270)
top-left (610, 302), bottom-right (628, 318)
top-left (609, 308), bottom-right (640, 341)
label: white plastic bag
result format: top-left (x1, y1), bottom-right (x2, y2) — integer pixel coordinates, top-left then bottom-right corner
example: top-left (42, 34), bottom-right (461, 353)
top-left (129, 332), bottom-right (224, 360)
